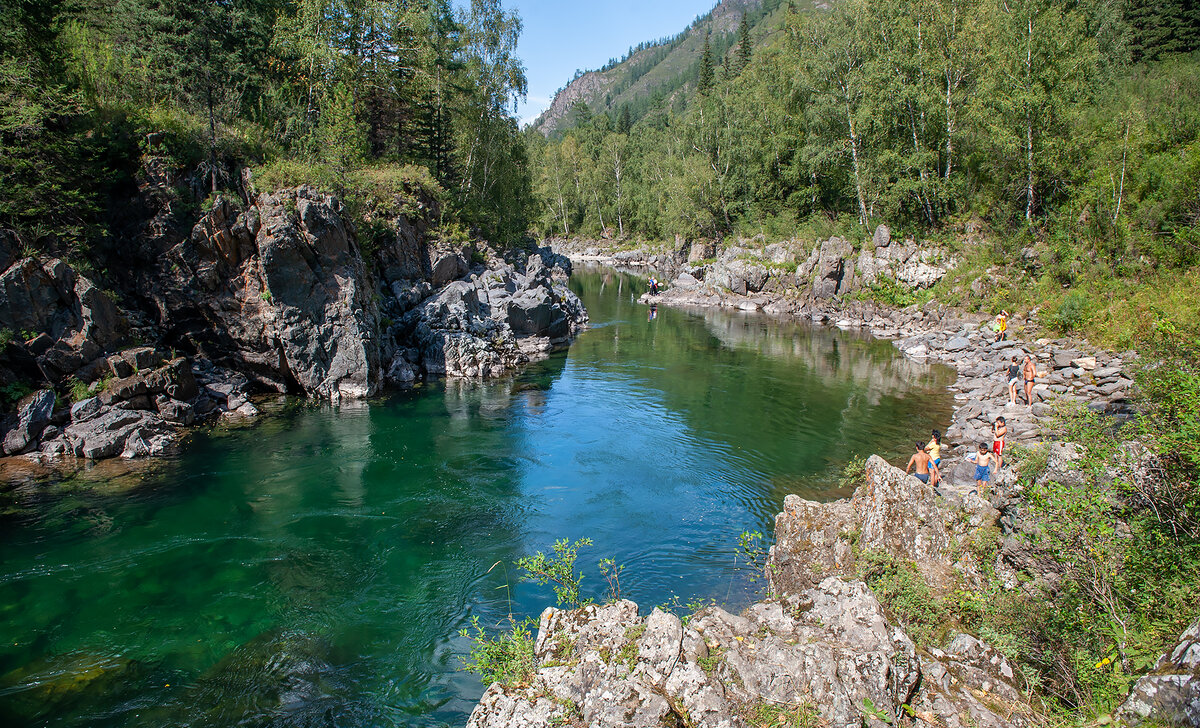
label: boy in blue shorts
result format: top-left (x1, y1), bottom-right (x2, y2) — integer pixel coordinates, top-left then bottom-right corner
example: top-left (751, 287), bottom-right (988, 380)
top-left (968, 441), bottom-right (994, 496)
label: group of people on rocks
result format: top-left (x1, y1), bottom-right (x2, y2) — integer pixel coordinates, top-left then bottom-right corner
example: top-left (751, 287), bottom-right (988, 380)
top-left (905, 417), bottom-right (1007, 497)
top-left (904, 313), bottom-right (1048, 496)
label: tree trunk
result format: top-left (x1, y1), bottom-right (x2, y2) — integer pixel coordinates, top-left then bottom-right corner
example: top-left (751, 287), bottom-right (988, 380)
top-left (845, 96), bottom-right (869, 226)
top-left (1025, 14), bottom-right (1034, 222)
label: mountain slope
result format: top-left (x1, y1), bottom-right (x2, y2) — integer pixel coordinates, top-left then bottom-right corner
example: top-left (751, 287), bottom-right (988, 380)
top-left (532, 0), bottom-right (830, 136)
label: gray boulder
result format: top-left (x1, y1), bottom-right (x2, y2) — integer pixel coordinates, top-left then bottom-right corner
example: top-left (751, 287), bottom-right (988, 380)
top-left (2, 389), bottom-right (56, 455)
top-left (769, 455), bottom-right (1000, 597)
top-left (1116, 617), bottom-right (1200, 727)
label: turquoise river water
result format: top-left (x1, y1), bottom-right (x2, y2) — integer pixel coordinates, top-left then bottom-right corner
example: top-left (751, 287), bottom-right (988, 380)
top-left (0, 265), bottom-right (954, 727)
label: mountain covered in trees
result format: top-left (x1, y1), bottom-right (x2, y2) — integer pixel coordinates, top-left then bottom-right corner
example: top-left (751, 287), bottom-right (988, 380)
top-left (531, 0), bottom-right (807, 138)
top-left (526, 0), bottom-right (1200, 280)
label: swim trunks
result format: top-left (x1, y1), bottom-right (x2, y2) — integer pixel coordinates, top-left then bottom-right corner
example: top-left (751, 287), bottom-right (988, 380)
top-left (993, 440), bottom-right (1004, 456)
top-left (914, 472), bottom-right (930, 484)
top-left (975, 464), bottom-right (991, 482)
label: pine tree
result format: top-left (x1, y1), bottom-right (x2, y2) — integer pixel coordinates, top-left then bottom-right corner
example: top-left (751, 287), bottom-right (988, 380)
top-left (698, 32), bottom-right (715, 95)
top-left (737, 15), bottom-right (753, 73)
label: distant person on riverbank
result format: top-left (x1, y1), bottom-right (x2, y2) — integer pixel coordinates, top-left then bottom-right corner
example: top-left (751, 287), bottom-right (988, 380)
top-left (906, 441), bottom-right (940, 486)
top-left (968, 442), bottom-right (994, 496)
top-left (1022, 354), bottom-right (1037, 407)
top-left (925, 430), bottom-right (943, 468)
top-left (648, 276), bottom-right (660, 295)
top-left (995, 310), bottom-right (1008, 342)
top-left (1007, 356), bottom-right (1021, 405)
top-left (993, 416), bottom-right (1007, 469)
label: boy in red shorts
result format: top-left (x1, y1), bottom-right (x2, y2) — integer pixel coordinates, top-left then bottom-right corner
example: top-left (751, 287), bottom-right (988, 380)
top-left (992, 416), bottom-right (1007, 469)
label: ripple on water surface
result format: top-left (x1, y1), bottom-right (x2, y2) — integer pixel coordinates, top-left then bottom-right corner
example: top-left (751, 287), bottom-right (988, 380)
top-left (0, 267), bottom-right (954, 727)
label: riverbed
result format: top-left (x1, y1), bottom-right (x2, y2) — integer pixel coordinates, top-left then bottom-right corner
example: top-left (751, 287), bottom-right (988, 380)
top-left (0, 266), bottom-right (954, 727)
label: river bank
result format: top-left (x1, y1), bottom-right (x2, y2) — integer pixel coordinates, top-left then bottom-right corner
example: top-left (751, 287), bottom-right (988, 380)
top-left (459, 241), bottom-right (1194, 728)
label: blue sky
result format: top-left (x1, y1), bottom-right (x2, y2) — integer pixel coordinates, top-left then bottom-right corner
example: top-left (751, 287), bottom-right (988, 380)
top-left (503, 0), bottom-right (720, 125)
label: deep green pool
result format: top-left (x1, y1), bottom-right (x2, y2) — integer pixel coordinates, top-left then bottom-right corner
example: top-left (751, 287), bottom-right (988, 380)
top-left (0, 266), bottom-right (954, 727)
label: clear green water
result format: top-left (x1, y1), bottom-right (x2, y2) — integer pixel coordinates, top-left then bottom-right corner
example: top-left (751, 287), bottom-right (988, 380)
top-left (0, 266), bottom-right (954, 727)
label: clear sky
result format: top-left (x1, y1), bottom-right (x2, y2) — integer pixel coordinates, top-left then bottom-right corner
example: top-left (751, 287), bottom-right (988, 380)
top-left (503, 0), bottom-right (720, 126)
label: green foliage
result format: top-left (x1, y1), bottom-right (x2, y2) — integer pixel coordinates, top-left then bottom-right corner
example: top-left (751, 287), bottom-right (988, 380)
top-left (517, 537), bottom-right (594, 608)
top-left (598, 558), bottom-right (625, 603)
top-left (66, 377), bottom-right (91, 403)
top-left (1, 381), bottom-right (34, 410)
top-left (1052, 291), bottom-right (1091, 333)
top-left (743, 699), bottom-right (822, 728)
top-left (0, 329), bottom-right (13, 348)
top-left (697, 646), bottom-right (726, 674)
top-left (856, 550), bottom-right (948, 646)
top-left (838, 455), bottom-right (867, 491)
top-left (458, 615), bottom-right (536, 687)
top-left (856, 275), bottom-right (917, 308)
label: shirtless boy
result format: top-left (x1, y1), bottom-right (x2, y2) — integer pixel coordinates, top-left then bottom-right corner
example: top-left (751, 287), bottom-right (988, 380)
top-left (969, 442), bottom-right (995, 496)
top-left (906, 441), bottom-right (940, 486)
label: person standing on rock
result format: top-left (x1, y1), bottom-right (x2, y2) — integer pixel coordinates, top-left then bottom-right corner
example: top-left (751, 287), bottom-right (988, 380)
top-left (995, 310), bottom-right (1008, 342)
top-left (925, 430), bottom-right (943, 469)
top-left (1022, 354), bottom-right (1037, 407)
top-left (968, 442), bottom-right (994, 496)
top-left (992, 416), bottom-right (1007, 469)
top-left (648, 276), bottom-right (659, 295)
top-left (906, 441), bottom-right (940, 486)
top-left (1007, 356), bottom-right (1022, 405)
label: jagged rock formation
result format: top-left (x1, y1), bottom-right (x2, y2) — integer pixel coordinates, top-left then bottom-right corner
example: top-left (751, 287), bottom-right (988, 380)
top-left (769, 455), bottom-right (999, 596)
top-left (552, 228), bottom-right (956, 310)
top-left (2, 185), bottom-right (587, 464)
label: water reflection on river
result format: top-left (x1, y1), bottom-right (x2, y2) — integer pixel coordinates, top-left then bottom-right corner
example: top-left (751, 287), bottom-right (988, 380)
top-left (0, 266), bottom-right (954, 727)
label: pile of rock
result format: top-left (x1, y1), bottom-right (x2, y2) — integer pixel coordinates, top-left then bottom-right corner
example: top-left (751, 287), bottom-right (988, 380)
top-left (392, 250), bottom-right (587, 380)
top-left (2, 347), bottom-right (256, 460)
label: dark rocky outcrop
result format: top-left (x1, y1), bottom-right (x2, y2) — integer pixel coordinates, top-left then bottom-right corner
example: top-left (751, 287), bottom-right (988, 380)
top-left (3, 184), bottom-right (588, 465)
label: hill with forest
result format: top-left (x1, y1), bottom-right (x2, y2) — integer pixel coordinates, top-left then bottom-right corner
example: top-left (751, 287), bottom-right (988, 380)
top-left (531, 0), bottom-right (823, 137)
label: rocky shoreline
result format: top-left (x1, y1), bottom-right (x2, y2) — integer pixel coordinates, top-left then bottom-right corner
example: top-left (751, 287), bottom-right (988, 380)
top-left (1, 188), bottom-right (587, 474)
top-left (459, 240), bottom-right (1193, 728)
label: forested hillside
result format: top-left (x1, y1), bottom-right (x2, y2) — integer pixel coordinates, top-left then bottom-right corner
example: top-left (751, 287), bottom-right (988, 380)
top-left (527, 0), bottom-right (1200, 315)
top-left (0, 0), bottom-right (533, 257)
top-left (531, 0), bottom-right (803, 137)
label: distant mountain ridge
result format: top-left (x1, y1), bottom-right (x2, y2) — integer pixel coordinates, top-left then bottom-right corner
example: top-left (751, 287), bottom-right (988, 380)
top-left (533, 0), bottom-right (828, 137)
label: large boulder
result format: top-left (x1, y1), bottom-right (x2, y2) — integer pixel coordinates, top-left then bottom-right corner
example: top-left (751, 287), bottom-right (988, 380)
top-left (161, 189), bottom-right (382, 400)
top-left (813, 237), bottom-right (855, 298)
top-left (1116, 617), bottom-right (1200, 727)
top-left (2, 389), bottom-right (56, 455)
top-left (0, 258), bottom-right (125, 380)
top-left (257, 190), bottom-right (381, 400)
top-left (769, 455), bottom-right (1000, 596)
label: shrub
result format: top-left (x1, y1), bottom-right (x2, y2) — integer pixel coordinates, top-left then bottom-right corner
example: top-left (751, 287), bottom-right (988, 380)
top-left (458, 615), bottom-right (536, 687)
top-left (1053, 291), bottom-right (1090, 333)
top-left (856, 550), bottom-right (948, 646)
top-left (517, 537), bottom-right (594, 608)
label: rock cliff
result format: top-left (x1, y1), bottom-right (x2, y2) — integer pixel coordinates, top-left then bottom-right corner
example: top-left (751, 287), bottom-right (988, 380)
top-left (1, 185), bottom-right (587, 464)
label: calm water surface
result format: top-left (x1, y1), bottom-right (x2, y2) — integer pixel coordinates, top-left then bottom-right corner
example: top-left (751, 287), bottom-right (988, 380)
top-left (0, 266), bottom-right (954, 727)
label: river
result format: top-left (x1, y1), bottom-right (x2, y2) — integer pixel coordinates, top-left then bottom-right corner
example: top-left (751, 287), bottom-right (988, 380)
top-left (0, 265), bottom-right (954, 727)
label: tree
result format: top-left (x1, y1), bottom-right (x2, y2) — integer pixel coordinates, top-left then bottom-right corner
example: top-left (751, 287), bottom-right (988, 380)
top-left (698, 32), bottom-right (715, 95)
top-left (737, 14), bottom-right (753, 73)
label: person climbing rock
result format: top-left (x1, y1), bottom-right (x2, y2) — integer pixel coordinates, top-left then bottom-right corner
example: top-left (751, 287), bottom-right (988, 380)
top-left (906, 441), bottom-right (940, 485)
